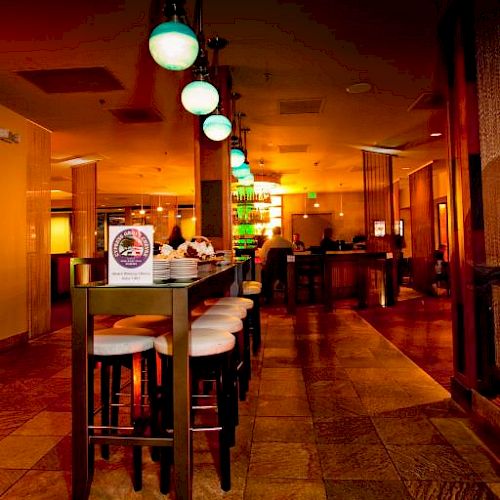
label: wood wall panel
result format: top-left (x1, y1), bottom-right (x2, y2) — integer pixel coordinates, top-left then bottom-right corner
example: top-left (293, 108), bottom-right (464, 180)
top-left (409, 164), bottom-right (435, 294)
top-left (26, 122), bottom-right (51, 337)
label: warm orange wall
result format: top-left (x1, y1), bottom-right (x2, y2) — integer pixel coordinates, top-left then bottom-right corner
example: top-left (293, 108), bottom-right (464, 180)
top-left (0, 104), bottom-right (28, 342)
top-left (282, 191), bottom-right (365, 241)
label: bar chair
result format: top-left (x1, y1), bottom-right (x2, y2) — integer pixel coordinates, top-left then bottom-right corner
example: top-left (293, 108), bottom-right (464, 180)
top-left (154, 327), bottom-right (235, 493)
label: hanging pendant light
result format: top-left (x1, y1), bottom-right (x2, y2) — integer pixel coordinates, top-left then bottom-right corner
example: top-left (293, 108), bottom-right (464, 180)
top-left (181, 79), bottom-right (219, 115)
top-left (232, 162), bottom-right (251, 179)
top-left (203, 113), bottom-right (232, 140)
top-left (202, 37), bottom-right (231, 140)
top-left (230, 147), bottom-right (246, 167)
top-left (149, 1), bottom-right (199, 71)
top-left (180, 0), bottom-right (219, 115)
top-left (240, 173), bottom-right (254, 186)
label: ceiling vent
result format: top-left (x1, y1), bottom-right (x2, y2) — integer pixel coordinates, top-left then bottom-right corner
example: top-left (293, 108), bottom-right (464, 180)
top-left (279, 98), bottom-right (323, 115)
top-left (407, 91), bottom-right (444, 111)
top-left (278, 144), bottom-right (309, 153)
top-left (17, 67), bottom-right (124, 93)
top-left (109, 107), bottom-right (163, 124)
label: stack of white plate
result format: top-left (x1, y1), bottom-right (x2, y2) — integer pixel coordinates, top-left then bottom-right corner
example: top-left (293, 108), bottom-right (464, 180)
top-left (170, 258), bottom-right (198, 279)
top-left (153, 259), bottom-right (171, 281)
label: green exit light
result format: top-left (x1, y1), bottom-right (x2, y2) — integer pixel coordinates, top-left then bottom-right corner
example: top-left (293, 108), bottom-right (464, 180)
top-left (307, 192), bottom-right (317, 199)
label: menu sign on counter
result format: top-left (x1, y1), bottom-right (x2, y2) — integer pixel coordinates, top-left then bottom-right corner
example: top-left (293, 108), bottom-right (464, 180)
top-left (108, 226), bottom-right (153, 285)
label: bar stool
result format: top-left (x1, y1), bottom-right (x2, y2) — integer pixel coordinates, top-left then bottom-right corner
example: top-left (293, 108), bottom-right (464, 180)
top-left (192, 314), bottom-right (244, 429)
top-left (242, 282), bottom-right (263, 353)
top-left (154, 327), bottom-right (235, 493)
top-left (199, 304), bottom-right (251, 396)
top-left (204, 297), bottom-right (257, 375)
top-left (92, 329), bottom-right (156, 491)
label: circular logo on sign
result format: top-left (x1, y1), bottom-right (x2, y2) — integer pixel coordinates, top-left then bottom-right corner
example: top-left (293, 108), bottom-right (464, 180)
top-left (111, 228), bottom-right (151, 268)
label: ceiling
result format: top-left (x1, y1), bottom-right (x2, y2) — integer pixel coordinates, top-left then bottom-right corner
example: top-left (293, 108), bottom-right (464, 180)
top-left (0, 0), bottom-right (446, 207)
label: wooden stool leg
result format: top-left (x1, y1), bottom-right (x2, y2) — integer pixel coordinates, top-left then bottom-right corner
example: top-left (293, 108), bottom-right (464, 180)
top-left (217, 357), bottom-right (231, 491)
top-left (131, 353), bottom-right (143, 491)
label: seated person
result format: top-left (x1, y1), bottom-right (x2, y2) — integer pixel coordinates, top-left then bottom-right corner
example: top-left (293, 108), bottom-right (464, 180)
top-left (167, 225), bottom-right (186, 250)
top-left (319, 227), bottom-right (338, 252)
top-left (260, 227), bottom-right (293, 303)
top-left (292, 233), bottom-right (306, 252)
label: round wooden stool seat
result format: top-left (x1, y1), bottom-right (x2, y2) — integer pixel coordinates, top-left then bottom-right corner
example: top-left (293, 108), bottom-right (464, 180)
top-left (204, 297), bottom-right (254, 310)
top-left (202, 304), bottom-right (247, 319)
top-left (93, 332), bottom-right (154, 356)
top-left (113, 315), bottom-right (170, 330)
top-left (192, 314), bottom-right (243, 333)
top-left (154, 328), bottom-right (235, 358)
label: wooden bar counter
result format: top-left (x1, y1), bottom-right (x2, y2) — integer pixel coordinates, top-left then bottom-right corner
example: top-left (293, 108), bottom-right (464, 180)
top-left (71, 260), bottom-right (248, 500)
top-left (287, 250), bottom-right (394, 313)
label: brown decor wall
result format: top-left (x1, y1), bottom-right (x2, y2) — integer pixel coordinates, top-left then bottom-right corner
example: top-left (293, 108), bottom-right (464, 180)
top-left (26, 122), bottom-right (51, 337)
top-left (409, 164), bottom-right (435, 294)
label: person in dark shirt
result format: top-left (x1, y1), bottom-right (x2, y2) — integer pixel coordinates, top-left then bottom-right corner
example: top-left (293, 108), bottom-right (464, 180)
top-left (167, 225), bottom-right (186, 250)
top-left (319, 227), bottom-right (337, 252)
top-left (292, 233), bottom-right (306, 252)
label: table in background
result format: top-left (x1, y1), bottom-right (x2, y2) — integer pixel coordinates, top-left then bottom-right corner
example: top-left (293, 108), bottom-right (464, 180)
top-left (287, 251), bottom-right (394, 313)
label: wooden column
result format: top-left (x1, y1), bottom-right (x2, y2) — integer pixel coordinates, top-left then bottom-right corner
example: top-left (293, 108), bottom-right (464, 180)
top-left (439, 0), bottom-right (485, 395)
top-left (362, 151), bottom-right (397, 305)
top-left (194, 66), bottom-right (232, 250)
top-left (72, 163), bottom-right (97, 258)
top-left (409, 163), bottom-right (435, 294)
top-left (26, 122), bottom-right (51, 337)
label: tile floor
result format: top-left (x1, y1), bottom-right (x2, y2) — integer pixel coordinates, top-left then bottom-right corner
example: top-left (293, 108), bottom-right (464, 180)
top-left (0, 303), bottom-right (499, 499)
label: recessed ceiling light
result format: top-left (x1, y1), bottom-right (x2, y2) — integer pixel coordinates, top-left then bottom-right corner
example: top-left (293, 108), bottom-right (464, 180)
top-left (430, 132), bottom-right (442, 137)
top-left (346, 82), bottom-right (372, 94)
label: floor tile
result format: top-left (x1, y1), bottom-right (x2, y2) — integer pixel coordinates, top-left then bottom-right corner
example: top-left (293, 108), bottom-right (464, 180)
top-left (386, 444), bottom-right (479, 481)
top-left (371, 416), bottom-right (447, 445)
top-left (0, 469), bottom-right (26, 496)
top-left (256, 395), bottom-right (311, 417)
top-left (314, 417), bottom-right (381, 445)
top-left (453, 445), bottom-right (500, 481)
top-left (309, 396), bottom-right (367, 418)
top-left (12, 411), bottom-right (71, 437)
top-left (318, 444), bottom-right (399, 480)
top-left (0, 435), bottom-right (63, 469)
top-left (260, 368), bottom-right (303, 381)
top-left (0, 470), bottom-right (71, 499)
top-left (253, 417), bottom-right (315, 443)
top-left (404, 480), bottom-right (497, 500)
top-left (258, 379), bottom-right (307, 398)
top-left (430, 417), bottom-right (483, 445)
top-left (249, 443), bottom-right (322, 480)
top-left (325, 480), bottom-right (410, 500)
top-left (307, 380), bottom-right (359, 400)
top-left (32, 435), bottom-right (72, 471)
top-left (244, 478), bottom-right (327, 499)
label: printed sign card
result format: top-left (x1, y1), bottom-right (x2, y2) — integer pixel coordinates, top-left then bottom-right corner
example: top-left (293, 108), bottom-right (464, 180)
top-left (108, 225), bottom-right (154, 285)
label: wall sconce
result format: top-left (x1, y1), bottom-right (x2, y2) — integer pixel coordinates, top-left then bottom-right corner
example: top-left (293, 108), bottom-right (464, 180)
top-left (149, 1), bottom-right (199, 71)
